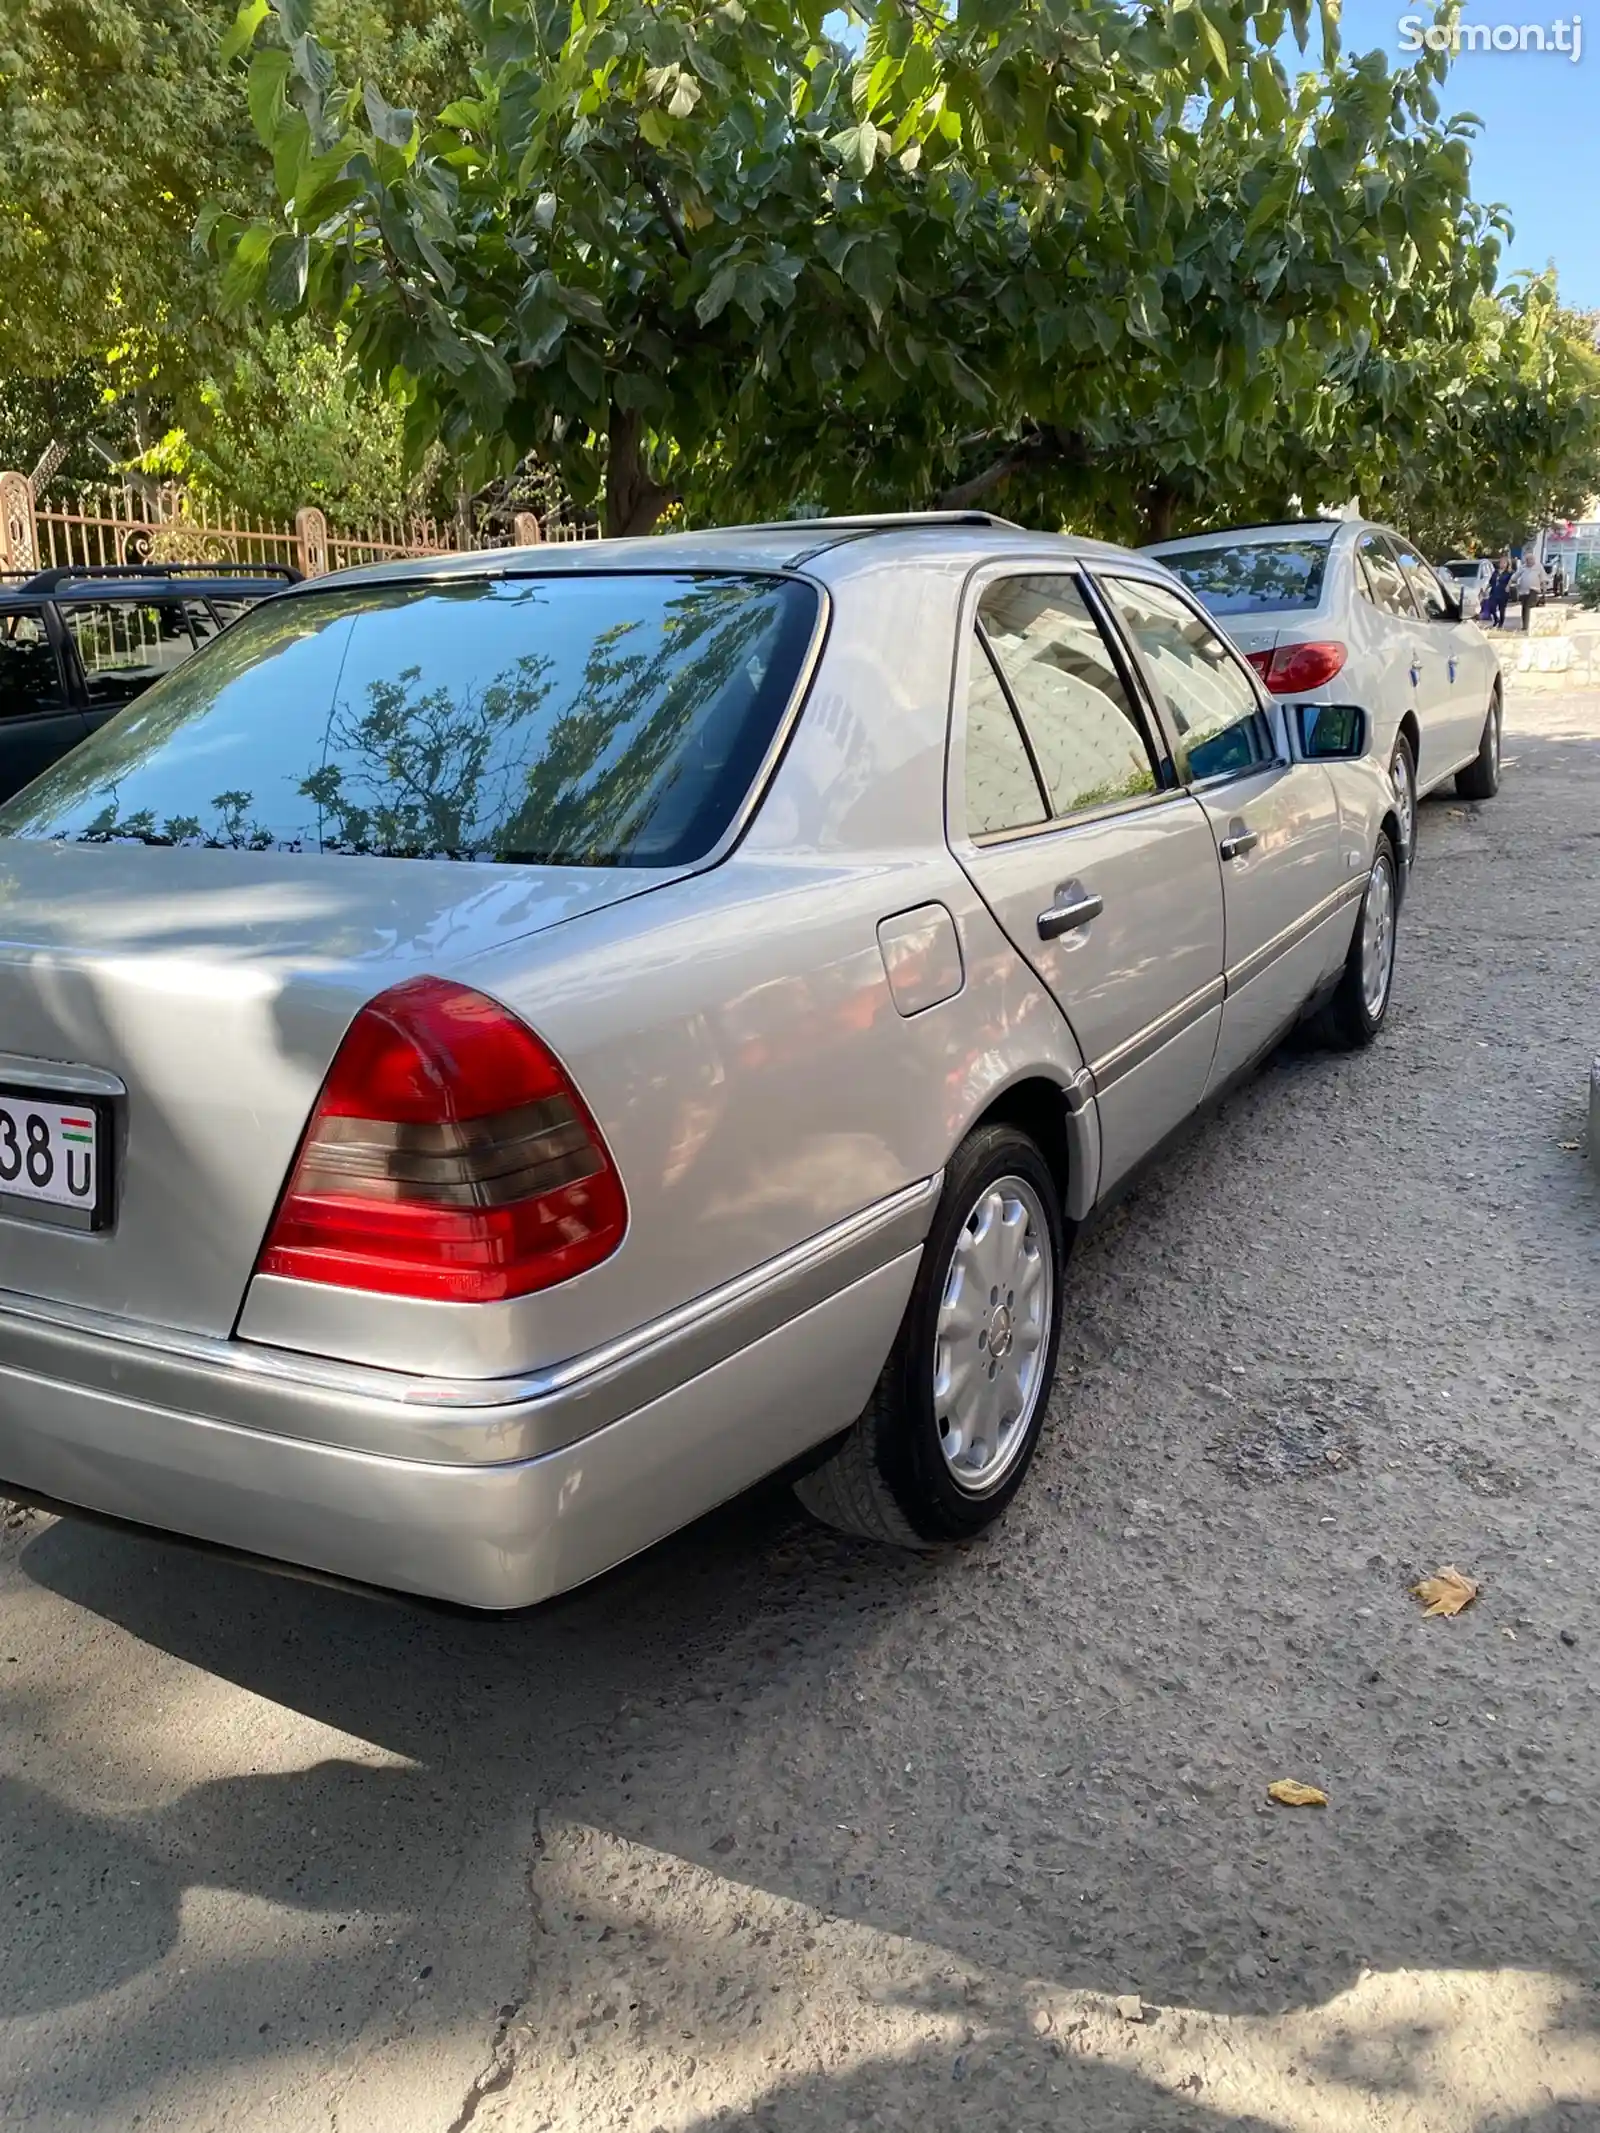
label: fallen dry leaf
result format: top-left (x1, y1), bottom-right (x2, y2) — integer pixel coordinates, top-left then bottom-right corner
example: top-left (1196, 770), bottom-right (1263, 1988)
top-left (1413, 1566), bottom-right (1480, 1618)
top-left (1267, 1779), bottom-right (1328, 1808)
top-left (1557, 1140), bottom-right (1582, 1152)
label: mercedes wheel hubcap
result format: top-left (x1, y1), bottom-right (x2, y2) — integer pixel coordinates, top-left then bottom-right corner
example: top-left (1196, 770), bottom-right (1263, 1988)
top-left (933, 1175), bottom-right (1053, 1495)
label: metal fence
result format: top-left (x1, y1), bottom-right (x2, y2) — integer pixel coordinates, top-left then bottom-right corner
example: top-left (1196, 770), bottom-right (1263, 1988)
top-left (0, 474), bottom-right (597, 579)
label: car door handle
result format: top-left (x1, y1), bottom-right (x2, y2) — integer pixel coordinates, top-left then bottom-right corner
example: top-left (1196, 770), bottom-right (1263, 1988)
top-left (1219, 829), bottom-right (1259, 861)
top-left (1037, 890), bottom-right (1104, 940)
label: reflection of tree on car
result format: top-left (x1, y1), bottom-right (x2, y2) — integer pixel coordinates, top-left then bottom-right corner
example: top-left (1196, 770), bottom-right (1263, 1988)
top-left (9, 575), bottom-right (814, 871)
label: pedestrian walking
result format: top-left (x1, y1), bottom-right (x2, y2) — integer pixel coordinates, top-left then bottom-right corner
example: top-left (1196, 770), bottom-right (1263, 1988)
top-left (1513, 550), bottom-right (1542, 633)
top-left (1489, 553), bottom-right (1513, 628)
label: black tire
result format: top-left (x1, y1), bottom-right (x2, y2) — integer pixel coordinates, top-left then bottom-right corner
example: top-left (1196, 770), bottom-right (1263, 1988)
top-left (1309, 831), bottom-right (1399, 1051)
top-left (1455, 690), bottom-right (1502, 800)
top-left (793, 1124), bottom-right (1066, 1547)
top-left (1389, 733), bottom-right (1417, 871)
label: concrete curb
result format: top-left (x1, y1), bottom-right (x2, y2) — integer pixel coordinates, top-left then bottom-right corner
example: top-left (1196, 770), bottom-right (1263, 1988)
top-left (1502, 633), bottom-right (1600, 692)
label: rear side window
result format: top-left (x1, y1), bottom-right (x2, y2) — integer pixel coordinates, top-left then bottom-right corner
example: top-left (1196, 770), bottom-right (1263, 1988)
top-left (977, 576), bottom-right (1158, 817)
top-left (0, 611), bottom-right (67, 720)
top-left (1100, 575), bottom-right (1271, 783)
top-left (1357, 535), bottom-right (1416, 619)
top-left (0, 573), bottom-right (819, 867)
top-left (1154, 539), bottom-right (1331, 615)
top-left (1389, 537), bottom-right (1452, 622)
top-left (963, 631), bottom-right (1049, 836)
top-left (61, 599), bottom-right (196, 708)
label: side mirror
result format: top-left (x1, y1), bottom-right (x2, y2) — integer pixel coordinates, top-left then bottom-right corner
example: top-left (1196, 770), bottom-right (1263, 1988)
top-left (1295, 702), bottom-right (1368, 760)
top-left (1440, 591), bottom-right (1463, 622)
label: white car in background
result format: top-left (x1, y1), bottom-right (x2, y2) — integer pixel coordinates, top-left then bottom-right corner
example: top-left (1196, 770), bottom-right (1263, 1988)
top-left (1440, 556), bottom-right (1493, 610)
top-left (1144, 520), bottom-right (1504, 864)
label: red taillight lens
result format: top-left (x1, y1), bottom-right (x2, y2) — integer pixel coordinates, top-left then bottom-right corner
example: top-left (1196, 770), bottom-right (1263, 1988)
top-left (257, 976), bottom-right (626, 1303)
top-left (1248, 641), bottom-right (1348, 694)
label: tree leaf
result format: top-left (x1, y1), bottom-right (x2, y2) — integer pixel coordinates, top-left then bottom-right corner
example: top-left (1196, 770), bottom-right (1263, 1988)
top-left (264, 231), bottom-right (310, 311)
top-left (221, 0), bottom-right (271, 67)
top-left (1412, 1567), bottom-right (1479, 1617)
top-left (1267, 1779), bottom-right (1328, 1807)
top-left (364, 82), bottom-right (418, 152)
top-left (247, 47), bottom-right (292, 147)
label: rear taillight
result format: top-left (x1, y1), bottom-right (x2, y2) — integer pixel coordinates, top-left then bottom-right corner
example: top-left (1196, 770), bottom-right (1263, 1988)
top-left (257, 976), bottom-right (626, 1303)
top-left (1246, 641), bottom-right (1348, 694)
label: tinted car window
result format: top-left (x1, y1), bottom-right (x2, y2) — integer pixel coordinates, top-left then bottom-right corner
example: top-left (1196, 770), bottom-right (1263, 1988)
top-left (62, 599), bottom-right (196, 708)
top-left (963, 630), bottom-right (1049, 836)
top-left (1101, 576), bottom-right (1270, 783)
top-left (1389, 537), bottom-right (1452, 622)
top-left (978, 576), bottom-right (1157, 816)
top-left (1154, 539), bottom-right (1331, 615)
top-left (1357, 535), bottom-right (1416, 619)
top-left (0, 611), bottom-right (67, 720)
top-left (0, 573), bottom-right (819, 867)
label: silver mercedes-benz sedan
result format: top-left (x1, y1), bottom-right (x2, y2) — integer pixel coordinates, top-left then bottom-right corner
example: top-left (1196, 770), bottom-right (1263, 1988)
top-left (0, 514), bottom-right (1404, 1608)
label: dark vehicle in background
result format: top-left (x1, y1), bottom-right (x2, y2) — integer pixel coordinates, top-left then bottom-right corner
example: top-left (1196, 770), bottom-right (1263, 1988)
top-left (0, 564), bottom-right (300, 801)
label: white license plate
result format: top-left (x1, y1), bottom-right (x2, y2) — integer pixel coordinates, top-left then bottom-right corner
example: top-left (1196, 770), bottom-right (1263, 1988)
top-left (0, 1088), bottom-right (105, 1225)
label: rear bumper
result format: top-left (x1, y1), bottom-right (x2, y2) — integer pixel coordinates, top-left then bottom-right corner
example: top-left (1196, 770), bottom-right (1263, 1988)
top-left (0, 1188), bottom-right (934, 1608)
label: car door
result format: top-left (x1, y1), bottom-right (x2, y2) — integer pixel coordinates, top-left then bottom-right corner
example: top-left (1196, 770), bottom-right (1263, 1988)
top-left (0, 604), bottom-right (88, 802)
top-left (1352, 531), bottom-right (1425, 771)
top-left (1378, 531), bottom-right (1460, 784)
top-left (1095, 572), bottom-right (1348, 1095)
top-left (951, 570), bottom-right (1225, 1195)
top-left (57, 597), bottom-right (199, 735)
top-left (1391, 536), bottom-right (1489, 772)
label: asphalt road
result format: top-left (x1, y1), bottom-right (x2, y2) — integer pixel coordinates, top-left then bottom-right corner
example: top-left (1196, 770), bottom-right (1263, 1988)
top-left (3, 690), bottom-right (1598, 2133)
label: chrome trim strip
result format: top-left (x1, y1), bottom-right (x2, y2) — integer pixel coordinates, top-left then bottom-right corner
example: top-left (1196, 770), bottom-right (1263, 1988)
top-left (970, 788), bottom-right (1191, 852)
top-left (1063, 1066), bottom-right (1095, 1116)
top-left (1225, 879), bottom-right (1364, 993)
top-left (0, 1052), bottom-right (127, 1099)
top-left (1090, 977), bottom-right (1225, 1092)
top-left (0, 1174), bottom-right (941, 1462)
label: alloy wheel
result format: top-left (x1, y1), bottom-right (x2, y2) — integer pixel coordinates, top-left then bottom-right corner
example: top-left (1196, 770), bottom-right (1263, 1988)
top-left (932, 1175), bottom-right (1054, 1495)
top-left (1360, 852), bottom-right (1397, 1020)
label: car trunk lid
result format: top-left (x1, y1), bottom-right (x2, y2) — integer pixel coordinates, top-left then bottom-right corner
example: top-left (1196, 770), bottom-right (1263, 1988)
top-left (0, 841), bottom-right (663, 1336)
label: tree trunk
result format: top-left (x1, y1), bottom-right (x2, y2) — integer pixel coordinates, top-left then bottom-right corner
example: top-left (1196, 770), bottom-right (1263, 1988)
top-left (604, 400), bottom-right (673, 539)
top-left (1140, 479), bottom-right (1180, 545)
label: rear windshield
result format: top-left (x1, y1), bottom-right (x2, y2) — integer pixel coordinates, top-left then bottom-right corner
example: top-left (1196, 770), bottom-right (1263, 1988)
top-left (1154, 539), bottom-right (1331, 615)
top-left (0, 571), bottom-right (819, 867)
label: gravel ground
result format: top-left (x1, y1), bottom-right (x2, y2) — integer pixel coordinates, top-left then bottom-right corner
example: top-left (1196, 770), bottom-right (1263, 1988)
top-left (2, 691), bottom-right (1598, 2133)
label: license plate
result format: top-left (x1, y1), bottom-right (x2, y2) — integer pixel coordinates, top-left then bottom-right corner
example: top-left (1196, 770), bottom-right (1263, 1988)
top-left (0, 1086), bottom-right (110, 1230)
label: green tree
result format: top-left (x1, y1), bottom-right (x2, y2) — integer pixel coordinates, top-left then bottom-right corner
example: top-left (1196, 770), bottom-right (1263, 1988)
top-left (0, 0), bottom-right (472, 451)
top-left (1375, 281), bottom-right (1600, 556)
top-left (913, 40), bottom-right (1502, 540)
top-left (179, 317), bottom-right (445, 523)
top-left (214, 0), bottom-right (1287, 536)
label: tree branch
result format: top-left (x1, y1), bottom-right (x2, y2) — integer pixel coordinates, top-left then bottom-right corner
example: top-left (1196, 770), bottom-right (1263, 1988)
top-left (939, 425), bottom-right (1090, 509)
top-left (635, 154), bottom-right (692, 261)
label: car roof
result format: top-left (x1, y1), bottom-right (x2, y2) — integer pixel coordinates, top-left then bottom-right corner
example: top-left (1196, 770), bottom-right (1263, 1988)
top-left (0, 564), bottom-right (299, 603)
top-left (1143, 520), bottom-right (1348, 555)
top-left (291, 513), bottom-right (1162, 594)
